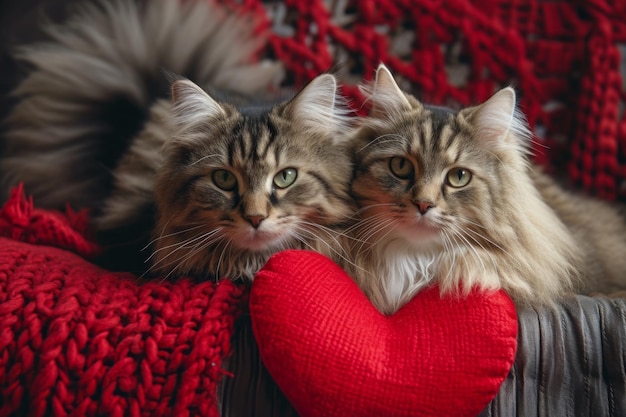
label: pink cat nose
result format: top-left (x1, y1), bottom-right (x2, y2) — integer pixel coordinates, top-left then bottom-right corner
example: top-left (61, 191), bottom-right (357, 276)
top-left (413, 201), bottom-right (435, 215)
top-left (246, 215), bottom-right (266, 228)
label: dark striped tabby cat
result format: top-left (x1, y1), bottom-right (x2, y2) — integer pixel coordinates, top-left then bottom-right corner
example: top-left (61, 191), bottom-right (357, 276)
top-left (1, 0), bottom-right (355, 280)
top-left (149, 75), bottom-right (355, 280)
top-left (347, 64), bottom-right (626, 314)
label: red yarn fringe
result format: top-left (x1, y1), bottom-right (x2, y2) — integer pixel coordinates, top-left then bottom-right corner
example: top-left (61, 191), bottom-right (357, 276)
top-left (0, 184), bottom-right (101, 258)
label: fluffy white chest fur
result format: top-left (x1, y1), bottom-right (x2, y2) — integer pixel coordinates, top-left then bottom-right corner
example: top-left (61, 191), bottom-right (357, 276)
top-left (353, 235), bottom-right (469, 315)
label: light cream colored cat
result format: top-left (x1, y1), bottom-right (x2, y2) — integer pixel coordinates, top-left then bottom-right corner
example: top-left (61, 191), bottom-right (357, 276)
top-left (347, 64), bottom-right (626, 314)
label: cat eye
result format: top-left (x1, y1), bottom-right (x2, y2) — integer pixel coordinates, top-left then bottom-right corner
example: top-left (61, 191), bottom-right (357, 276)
top-left (273, 168), bottom-right (297, 189)
top-left (212, 169), bottom-right (238, 191)
top-left (446, 168), bottom-right (472, 188)
top-left (389, 157), bottom-right (414, 179)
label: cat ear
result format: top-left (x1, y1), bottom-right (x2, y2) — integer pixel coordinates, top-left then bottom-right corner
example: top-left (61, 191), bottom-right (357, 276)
top-left (285, 73), bottom-right (352, 138)
top-left (170, 79), bottom-right (225, 126)
top-left (362, 64), bottom-right (414, 120)
top-left (470, 87), bottom-right (531, 148)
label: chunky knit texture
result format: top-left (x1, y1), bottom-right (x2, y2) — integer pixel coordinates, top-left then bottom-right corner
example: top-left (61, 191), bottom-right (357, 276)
top-left (0, 187), bottom-right (245, 417)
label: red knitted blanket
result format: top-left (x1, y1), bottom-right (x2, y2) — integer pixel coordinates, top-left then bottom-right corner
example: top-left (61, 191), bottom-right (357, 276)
top-left (0, 186), bottom-right (246, 417)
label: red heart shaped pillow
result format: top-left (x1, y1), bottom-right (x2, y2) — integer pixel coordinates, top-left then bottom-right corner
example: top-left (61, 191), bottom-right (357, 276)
top-left (250, 250), bottom-right (518, 417)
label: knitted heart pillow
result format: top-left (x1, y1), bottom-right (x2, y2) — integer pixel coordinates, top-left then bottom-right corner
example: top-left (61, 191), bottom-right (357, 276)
top-left (250, 250), bottom-right (518, 417)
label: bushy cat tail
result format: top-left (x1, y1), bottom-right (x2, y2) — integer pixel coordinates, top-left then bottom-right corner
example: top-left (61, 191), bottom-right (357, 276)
top-left (1, 0), bottom-right (282, 209)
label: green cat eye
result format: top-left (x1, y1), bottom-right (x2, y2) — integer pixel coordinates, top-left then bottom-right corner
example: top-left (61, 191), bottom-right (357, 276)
top-left (389, 157), bottom-right (413, 179)
top-left (212, 169), bottom-right (238, 191)
top-left (446, 167), bottom-right (472, 188)
top-left (273, 168), bottom-right (297, 189)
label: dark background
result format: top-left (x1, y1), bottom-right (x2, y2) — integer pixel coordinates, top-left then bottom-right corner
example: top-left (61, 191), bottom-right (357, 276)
top-left (0, 0), bottom-right (85, 123)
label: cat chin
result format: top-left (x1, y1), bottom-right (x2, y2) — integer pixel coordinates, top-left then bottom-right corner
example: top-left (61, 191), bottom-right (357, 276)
top-left (394, 220), bottom-right (441, 245)
top-left (235, 241), bottom-right (283, 252)
top-left (231, 230), bottom-right (289, 252)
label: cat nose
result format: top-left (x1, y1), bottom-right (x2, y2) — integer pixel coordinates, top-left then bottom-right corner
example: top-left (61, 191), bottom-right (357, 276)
top-left (245, 214), bottom-right (266, 228)
top-left (413, 200), bottom-right (435, 215)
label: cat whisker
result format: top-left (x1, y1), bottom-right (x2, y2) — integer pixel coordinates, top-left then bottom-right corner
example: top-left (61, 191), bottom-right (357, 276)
top-left (446, 216), bottom-right (514, 266)
top-left (460, 226), bottom-right (524, 272)
top-left (159, 233), bottom-right (228, 282)
top-left (298, 220), bottom-right (363, 246)
top-left (153, 213), bottom-right (177, 245)
top-left (439, 232), bottom-right (458, 284)
top-left (444, 223), bottom-right (509, 282)
top-left (177, 233), bottom-right (228, 272)
top-left (289, 231), bottom-right (345, 275)
top-left (454, 215), bottom-right (489, 231)
top-left (461, 226), bottom-right (510, 256)
top-left (354, 211), bottom-right (396, 232)
top-left (344, 209), bottom-right (394, 234)
top-left (354, 216), bottom-right (397, 257)
top-left (142, 223), bottom-right (207, 251)
top-left (352, 202), bottom-right (396, 218)
top-left (189, 153), bottom-right (222, 167)
top-left (288, 229), bottom-right (322, 252)
top-left (484, 149), bottom-right (505, 165)
top-left (357, 133), bottom-right (407, 153)
top-left (287, 228), bottom-right (364, 275)
top-left (148, 229), bottom-right (224, 275)
top-left (291, 224), bottom-right (366, 274)
top-left (146, 228), bottom-right (222, 261)
top-left (214, 240), bottom-right (233, 280)
top-left (346, 211), bottom-right (386, 237)
top-left (297, 221), bottom-right (343, 244)
top-left (443, 225), bottom-right (489, 276)
top-left (446, 216), bottom-right (514, 260)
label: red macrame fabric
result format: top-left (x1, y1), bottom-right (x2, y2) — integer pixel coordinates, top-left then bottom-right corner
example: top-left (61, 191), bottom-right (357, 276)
top-left (0, 187), bottom-right (246, 417)
top-left (231, 0), bottom-right (626, 200)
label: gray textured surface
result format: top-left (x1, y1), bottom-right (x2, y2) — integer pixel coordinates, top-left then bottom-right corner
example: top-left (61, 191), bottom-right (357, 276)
top-left (480, 295), bottom-right (626, 417)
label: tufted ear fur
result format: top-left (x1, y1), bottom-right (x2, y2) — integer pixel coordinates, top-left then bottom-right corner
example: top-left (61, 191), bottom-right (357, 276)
top-left (362, 64), bottom-right (413, 120)
top-left (468, 87), bottom-right (531, 153)
top-left (171, 79), bottom-right (225, 126)
top-left (283, 73), bottom-right (352, 140)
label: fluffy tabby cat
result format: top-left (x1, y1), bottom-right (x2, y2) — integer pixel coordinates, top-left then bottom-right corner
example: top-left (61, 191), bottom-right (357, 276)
top-left (1, 0), bottom-right (355, 279)
top-left (347, 64), bottom-right (626, 314)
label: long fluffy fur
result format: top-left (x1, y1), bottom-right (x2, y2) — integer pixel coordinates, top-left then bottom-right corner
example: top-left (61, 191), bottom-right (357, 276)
top-left (345, 64), bottom-right (626, 314)
top-left (1, 0), bottom-right (281, 209)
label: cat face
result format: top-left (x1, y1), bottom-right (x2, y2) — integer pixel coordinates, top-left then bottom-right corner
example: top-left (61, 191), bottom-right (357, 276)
top-left (349, 65), bottom-right (579, 313)
top-left (351, 65), bottom-right (531, 253)
top-left (152, 74), bottom-right (355, 280)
